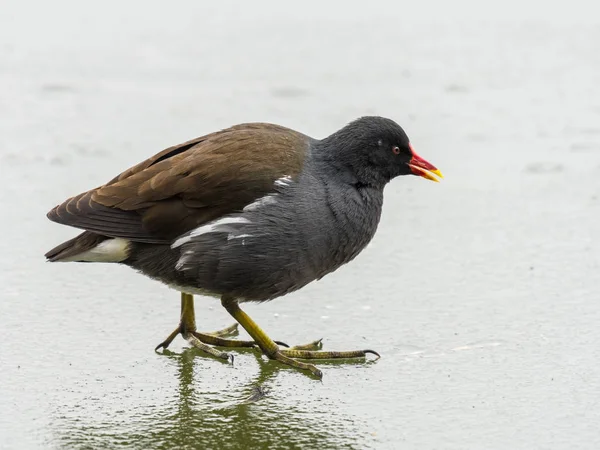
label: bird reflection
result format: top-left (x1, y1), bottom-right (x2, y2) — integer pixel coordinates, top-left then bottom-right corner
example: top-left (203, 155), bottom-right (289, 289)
top-left (49, 347), bottom-right (367, 449)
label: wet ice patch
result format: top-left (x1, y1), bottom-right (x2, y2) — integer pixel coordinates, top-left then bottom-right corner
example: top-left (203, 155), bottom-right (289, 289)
top-left (450, 340), bottom-right (504, 352)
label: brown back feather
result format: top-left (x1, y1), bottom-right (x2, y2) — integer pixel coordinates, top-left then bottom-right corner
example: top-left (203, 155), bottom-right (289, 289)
top-left (47, 123), bottom-right (309, 243)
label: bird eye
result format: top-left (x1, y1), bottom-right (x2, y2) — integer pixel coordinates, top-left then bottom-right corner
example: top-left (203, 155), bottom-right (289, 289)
top-left (392, 146), bottom-right (400, 155)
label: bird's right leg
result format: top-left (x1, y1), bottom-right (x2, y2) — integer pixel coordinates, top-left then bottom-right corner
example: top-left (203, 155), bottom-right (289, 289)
top-left (155, 292), bottom-right (235, 360)
top-left (155, 292), bottom-right (291, 356)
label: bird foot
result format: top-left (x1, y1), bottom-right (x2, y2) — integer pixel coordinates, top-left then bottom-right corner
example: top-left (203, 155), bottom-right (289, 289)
top-left (154, 323), bottom-right (291, 360)
top-left (155, 323), bottom-right (244, 361)
top-left (184, 331), bottom-right (235, 362)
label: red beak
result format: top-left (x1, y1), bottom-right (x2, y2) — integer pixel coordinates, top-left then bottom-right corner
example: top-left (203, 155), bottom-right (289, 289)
top-left (408, 144), bottom-right (443, 182)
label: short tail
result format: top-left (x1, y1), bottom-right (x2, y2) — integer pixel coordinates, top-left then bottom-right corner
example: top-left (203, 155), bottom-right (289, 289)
top-left (45, 231), bottom-right (120, 262)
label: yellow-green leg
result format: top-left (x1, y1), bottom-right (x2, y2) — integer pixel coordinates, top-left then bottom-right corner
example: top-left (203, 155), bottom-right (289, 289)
top-left (155, 293), bottom-right (292, 356)
top-left (221, 296), bottom-right (379, 379)
top-left (155, 292), bottom-right (236, 360)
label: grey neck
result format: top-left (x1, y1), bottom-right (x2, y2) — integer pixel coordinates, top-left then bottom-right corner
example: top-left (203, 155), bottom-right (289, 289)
top-left (313, 137), bottom-right (389, 190)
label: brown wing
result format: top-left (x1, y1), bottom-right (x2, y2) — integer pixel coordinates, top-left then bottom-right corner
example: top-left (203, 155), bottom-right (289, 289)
top-left (47, 123), bottom-right (309, 243)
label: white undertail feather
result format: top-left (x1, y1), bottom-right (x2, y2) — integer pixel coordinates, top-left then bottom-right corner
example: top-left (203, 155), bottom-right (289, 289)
top-left (60, 238), bottom-right (130, 262)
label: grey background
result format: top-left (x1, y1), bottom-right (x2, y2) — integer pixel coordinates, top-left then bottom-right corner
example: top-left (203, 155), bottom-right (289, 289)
top-left (1, 1), bottom-right (599, 448)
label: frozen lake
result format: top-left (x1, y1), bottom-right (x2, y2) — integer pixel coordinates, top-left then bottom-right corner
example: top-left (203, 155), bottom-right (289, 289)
top-left (1, 1), bottom-right (599, 448)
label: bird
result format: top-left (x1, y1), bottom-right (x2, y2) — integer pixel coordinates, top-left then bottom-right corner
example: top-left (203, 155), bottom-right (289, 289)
top-left (45, 116), bottom-right (442, 379)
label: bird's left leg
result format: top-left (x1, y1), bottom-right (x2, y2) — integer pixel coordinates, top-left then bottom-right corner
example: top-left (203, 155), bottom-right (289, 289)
top-left (221, 296), bottom-right (379, 379)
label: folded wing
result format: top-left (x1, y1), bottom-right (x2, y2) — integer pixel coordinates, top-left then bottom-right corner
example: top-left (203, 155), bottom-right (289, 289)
top-left (47, 123), bottom-right (309, 243)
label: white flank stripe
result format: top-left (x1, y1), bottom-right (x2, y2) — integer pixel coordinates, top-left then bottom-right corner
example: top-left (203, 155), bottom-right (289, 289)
top-left (227, 233), bottom-right (253, 241)
top-left (274, 175), bottom-right (292, 187)
top-left (172, 216), bottom-right (251, 248)
top-left (61, 238), bottom-right (130, 263)
top-left (243, 194), bottom-right (278, 212)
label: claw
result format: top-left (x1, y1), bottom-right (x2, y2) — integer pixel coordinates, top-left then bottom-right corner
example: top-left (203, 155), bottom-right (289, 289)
top-left (274, 340), bottom-right (290, 348)
top-left (311, 367), bottom-right (323, 379)
top-left (155, 327), bottom-right (180, 352)
top-left (364, 349), bottom-right (381, 360)
top-left (216, 351), bottom-right (230, 361)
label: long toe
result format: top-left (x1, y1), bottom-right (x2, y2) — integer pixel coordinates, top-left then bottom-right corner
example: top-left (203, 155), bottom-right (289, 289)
top-left (271, 350), bottom-right (323, 379)
top-left (289, 339), bottom-right (324, 351)
top-left (204, 323), bottom-right (239, 338)
top-left (184, 332), bottom-right (233, 362)
top-left (279, 348), bottom-right (379, 360)
top-left (191, 330), bottom-right (257, 348)
top-left (155, 327), bottom-right (181, 351)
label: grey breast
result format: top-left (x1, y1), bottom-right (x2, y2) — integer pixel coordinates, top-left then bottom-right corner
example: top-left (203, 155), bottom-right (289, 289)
top-left (175, 164), bottom-right (384, 302)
